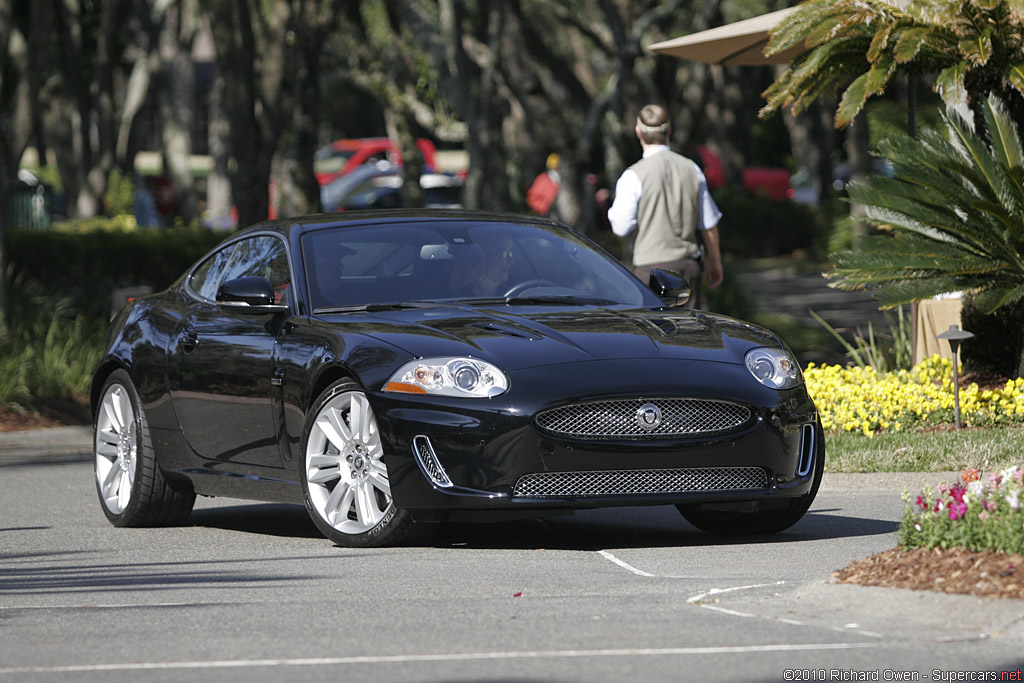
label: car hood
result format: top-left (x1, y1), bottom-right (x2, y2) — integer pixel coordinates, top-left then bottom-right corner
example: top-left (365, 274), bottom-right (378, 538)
top-left (324, 306), bottom-right (782, 371)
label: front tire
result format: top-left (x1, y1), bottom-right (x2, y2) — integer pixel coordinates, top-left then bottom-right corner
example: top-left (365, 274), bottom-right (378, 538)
top-left (301, 379), bottom-right (422, 547)
top-left (94, 369), bottom-right (195, 526)
top-left (677, 422), bottom-right (825, 535)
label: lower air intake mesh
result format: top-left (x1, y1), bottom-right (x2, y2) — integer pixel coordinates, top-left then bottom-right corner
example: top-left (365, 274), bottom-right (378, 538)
top-left (512, 467), bottom-right (769, 498)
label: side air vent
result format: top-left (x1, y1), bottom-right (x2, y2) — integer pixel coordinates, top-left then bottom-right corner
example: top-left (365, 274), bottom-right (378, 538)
top-left (797, 424), bottom-right (815, 477)
top-left (412, 435), bottom-right (452, 488)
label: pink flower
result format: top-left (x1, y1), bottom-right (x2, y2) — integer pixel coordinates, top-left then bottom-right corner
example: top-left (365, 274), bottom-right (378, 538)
top-left (949, 500), bottom-right (967, 520)
top-left (916, 495), bottom-right (928, 510)
top-left (978, 511), bottom-right (990, 522)
top-left (950, 485), bottom-right (967, 504)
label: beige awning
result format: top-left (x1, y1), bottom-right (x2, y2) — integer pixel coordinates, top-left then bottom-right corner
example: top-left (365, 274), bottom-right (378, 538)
top-left (647, 8), bottom-right (800, 66)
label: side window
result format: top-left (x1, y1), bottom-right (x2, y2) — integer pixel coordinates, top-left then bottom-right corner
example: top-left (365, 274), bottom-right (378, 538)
top-left (190, 245), bottom-right (237, 301)
top-left (189, 236), bottom-right (291, 304)
top-left (222, 236), bottom-right (292, 305)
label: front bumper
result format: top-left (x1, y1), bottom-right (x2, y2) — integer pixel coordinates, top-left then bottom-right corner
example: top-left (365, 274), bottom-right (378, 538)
top-left (371, 359), bottom-right (820, 516)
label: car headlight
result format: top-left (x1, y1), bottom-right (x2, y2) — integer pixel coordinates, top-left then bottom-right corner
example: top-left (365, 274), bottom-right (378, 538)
top-left (384, 357), bottom-right (509, 398)
top-left (745, 348), bottom-right (802, 390)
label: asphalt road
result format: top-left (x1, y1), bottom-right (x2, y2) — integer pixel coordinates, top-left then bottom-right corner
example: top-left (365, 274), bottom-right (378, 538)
top-left (1, 432), bottom-right (1023, 683)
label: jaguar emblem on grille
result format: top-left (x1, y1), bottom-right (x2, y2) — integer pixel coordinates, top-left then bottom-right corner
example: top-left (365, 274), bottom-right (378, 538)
top-left (635, 403), bottom-right (663, 431)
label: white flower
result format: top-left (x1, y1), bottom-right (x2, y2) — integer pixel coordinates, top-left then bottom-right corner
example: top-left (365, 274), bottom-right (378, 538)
top-left (968, 481), bottom-right (984, 497)
top-left (1006, 490), bottom-right (1020, 510)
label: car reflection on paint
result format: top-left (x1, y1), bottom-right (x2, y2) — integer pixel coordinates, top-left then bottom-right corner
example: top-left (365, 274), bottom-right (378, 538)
top-left (92, 210), bottom-right (824, 547)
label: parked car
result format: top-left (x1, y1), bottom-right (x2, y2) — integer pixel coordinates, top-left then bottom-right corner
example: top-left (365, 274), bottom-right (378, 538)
top-left (790, 159), bottom-right (895, 205)
top-left (686, 146), bottom-right (793, 202)
top-left (320, 160), bottom-right (463, 211)
top-left (314, 137), bottom-right (438, 186)
top-left (92, 210), bottom-right (824, 547)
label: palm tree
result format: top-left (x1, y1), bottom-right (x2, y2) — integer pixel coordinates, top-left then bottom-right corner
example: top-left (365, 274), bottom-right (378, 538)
top-left (828, 95), bottom-right (1024, 373)
top-left (761, 0), bottom-right (1024, 132)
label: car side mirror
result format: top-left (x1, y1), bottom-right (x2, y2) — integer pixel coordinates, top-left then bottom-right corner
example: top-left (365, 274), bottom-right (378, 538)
top-left (648, 269), bottom-right (690, 308)
top-left (217, 276), bottom-right (289, 313)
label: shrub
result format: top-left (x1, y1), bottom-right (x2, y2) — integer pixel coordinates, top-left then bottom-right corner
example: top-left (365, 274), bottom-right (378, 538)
top-left (901, 467), bottom-right (1024, 555)
top-left (6, 219), bottom-right (227, 319)
top-left (806, 356), bottom-right (1024, 436)
top-left (713, 188), bottom-right (823, 259)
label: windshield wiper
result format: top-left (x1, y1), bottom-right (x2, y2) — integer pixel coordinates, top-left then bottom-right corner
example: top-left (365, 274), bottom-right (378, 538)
top-left (454, 295), bottom-right (618, 306)
top-left (314, 301), bottom-right (440, 314)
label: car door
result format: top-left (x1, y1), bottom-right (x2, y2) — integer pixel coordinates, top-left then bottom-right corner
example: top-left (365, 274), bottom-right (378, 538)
top-left (168, 234), bottom-right (291, 468)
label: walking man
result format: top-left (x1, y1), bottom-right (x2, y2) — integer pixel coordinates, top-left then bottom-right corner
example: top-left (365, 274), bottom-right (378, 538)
top-left (608, 104), bottom-right (723, 307)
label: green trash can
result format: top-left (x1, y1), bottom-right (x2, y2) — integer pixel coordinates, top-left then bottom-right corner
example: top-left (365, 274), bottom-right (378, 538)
top-left (6, 182), bottom-right (52, 229)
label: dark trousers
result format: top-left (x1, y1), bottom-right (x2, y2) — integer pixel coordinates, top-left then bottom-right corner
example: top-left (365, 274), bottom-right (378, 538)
top-left (633, 257), bottom-right (703, 309)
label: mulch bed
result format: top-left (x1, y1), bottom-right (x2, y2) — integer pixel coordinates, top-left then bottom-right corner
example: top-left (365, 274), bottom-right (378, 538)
top-left (0, 400), bottom-right (89, 432)
top-left (835, 547), bottom-right (1024, 600)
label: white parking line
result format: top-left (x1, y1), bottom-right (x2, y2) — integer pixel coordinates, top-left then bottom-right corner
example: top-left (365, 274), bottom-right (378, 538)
top-left (686, 581), bottom-right (787, 604)
top-left (0, 643), bottom-right (882, 674)
top-left (597, 550), bottom-right (655, 576)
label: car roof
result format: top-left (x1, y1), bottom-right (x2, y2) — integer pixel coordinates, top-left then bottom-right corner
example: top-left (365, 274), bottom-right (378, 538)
top-left (236, 209), bottom-right (563, 239)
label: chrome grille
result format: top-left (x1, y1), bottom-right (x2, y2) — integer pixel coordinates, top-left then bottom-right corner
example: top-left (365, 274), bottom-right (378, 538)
top-left (535, 398), bottom-right (751, 439)
top-left (512, 467), bottom-right (769, 498)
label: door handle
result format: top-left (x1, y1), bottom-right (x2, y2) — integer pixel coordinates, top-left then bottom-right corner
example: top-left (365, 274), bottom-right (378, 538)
top-left (180, 328), bottom-right (198, 354)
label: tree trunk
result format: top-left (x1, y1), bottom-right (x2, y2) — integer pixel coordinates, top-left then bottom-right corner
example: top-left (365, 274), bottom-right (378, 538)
top-left (385, 107), bottom-right (424, 209)
top-left (846, 114), bottom-right (871, 240)
top-left (0, 0), bottom-right (46, 336)
top-left (207, 0), bottom-right (289, 229)
top-left (158, 0), bottom-right (199, 220)
top-left (206, 66), bottom-right (232, 227)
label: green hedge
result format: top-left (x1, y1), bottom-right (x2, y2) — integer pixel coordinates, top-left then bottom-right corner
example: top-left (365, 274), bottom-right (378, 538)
top-left (713, 188), bottom-right (825, 259)
top-left (7, 222), bottom-right (228, 319)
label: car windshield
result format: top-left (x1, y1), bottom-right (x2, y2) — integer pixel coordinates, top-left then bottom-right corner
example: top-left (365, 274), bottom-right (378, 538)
top-left (301, 219), bottom-right (659, 312)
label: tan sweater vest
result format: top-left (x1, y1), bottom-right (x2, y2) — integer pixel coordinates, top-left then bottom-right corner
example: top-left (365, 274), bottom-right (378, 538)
top-left (630, 150), bottom-right (703, 267)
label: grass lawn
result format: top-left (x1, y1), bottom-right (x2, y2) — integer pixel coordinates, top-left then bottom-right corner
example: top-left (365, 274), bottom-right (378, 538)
top-left (825, 425), bottom-right (1024, 473)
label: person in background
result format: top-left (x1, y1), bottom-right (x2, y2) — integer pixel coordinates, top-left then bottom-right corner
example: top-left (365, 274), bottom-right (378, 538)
top-left (607, 104), bottom-right (723, 308)
top-left (526, 153), bottom-right (561, 218)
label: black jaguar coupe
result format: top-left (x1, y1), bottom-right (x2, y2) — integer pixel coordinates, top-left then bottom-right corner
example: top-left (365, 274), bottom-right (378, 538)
top-left (92, 210), bottom-right (823, 547)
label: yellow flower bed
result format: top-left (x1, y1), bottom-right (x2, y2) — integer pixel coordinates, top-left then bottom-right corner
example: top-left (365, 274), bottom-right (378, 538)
top-left (805, 355), bottom-right (1024, 436)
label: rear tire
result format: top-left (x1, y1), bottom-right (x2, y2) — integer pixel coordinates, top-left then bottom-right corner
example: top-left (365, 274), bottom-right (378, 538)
top-left (94, 369), bottom-right (195, 526)
top-left (677, 422), bottom-right (825, 535)
top-left (301, 379), bottom-right (424, 547)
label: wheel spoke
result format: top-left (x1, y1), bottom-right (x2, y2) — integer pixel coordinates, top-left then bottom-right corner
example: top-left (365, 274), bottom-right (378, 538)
top-left (308, 466), bottom-right (340, 485)
top-left (350, 394), bottom-right (372, 443)
top-left (367, 462), bottom-right (391, 497)
top-left (115, 387), bottom-right (134, 433)
top-left (102, 393), bottom-right (124, 435)
top-left (354, 481), bottom-right (383, 527)
top-left (101, 460), bottom-right (121, 494)
top-left (96, 433), bottom-right (119, 459)
top-left (317, 407), bottom-right (352, 451)
top-left (116, 470), bottom-right (132, 509)
top-left (324, 480), bottom-right (355, 525)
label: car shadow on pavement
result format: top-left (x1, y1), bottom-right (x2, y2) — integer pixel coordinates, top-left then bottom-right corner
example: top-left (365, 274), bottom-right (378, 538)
top-left (427, 506), bottom-right (900, 551)
top-left (186, 500), bottom-right (899, 549)
top-left (189, 503), bottom-right (323, 539)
